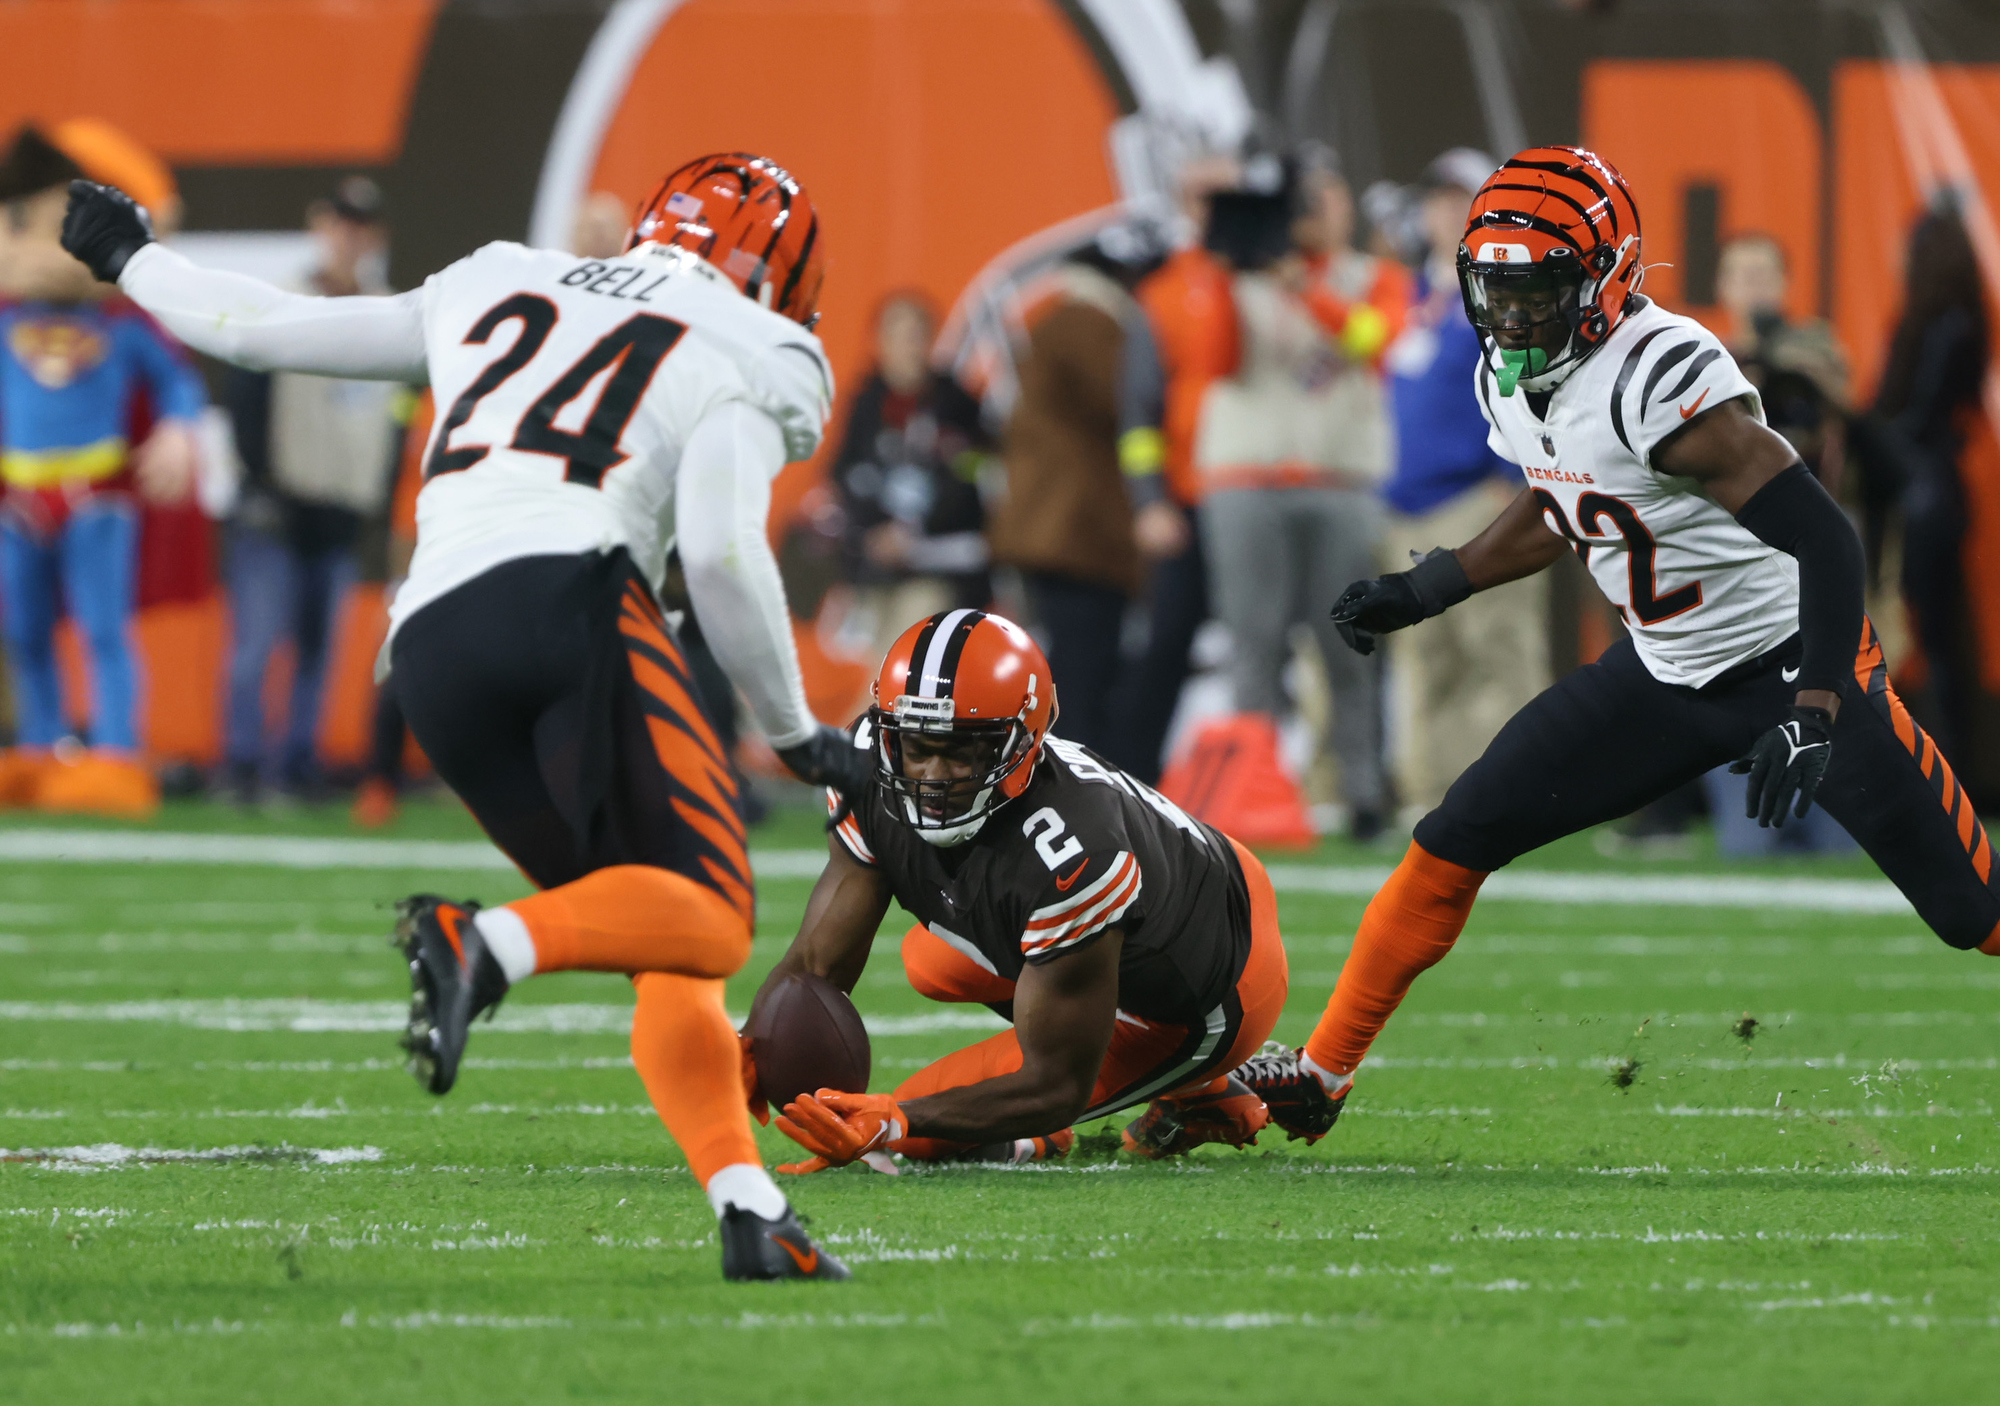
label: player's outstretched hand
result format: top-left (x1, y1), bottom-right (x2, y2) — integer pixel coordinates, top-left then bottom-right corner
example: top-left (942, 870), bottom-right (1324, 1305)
top-left (61, 180), bottom-right (155, 284)
top-left (1329, 547), bottom-right (1472, 655)
top-left (776, 724), bottom-right (871, 827)
top-left (775, 1090), bottom-right (906, 1168)
top-left (1330, 575), bottom-right (1426, 656)
top-left (1730, 705), bottom-right (1833, 827)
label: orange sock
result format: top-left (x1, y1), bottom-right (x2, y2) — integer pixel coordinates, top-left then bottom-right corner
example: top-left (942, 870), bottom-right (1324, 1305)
top-left (1304, 840), bottom-right (1486, 1077)
top-left (505, 865), bottom-right (750, 978)
top-left (1982, 920), bottom-right (2000, 956)
top-left (630, 972), bottom-right (761, 1186)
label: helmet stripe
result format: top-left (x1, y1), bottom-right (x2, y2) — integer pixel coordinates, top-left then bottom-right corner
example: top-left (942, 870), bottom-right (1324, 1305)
top-left (916, 609), bottom-right (982, 699)
top-left (774, 209), bottom-right (819, 316)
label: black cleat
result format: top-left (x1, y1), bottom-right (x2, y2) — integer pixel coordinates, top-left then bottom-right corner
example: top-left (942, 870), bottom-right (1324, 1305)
top-left (720, 1204), bottom-right (851, 1282)
top-left (1233, 1042), bottom-right (1346, 1144)
top-left (393, 895), bottom-right (508, 1095)
top-left (1120, 1075), bottom-right (1271, 1158)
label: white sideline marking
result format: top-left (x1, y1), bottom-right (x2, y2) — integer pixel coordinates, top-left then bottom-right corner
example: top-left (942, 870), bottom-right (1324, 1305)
top-left (0, 999), bottom-right (1004, 1038)
top-left (1261, 861), bottom-right (1913, 914)
top-left (0, 828), bottom-right (1916, 913)
top-left (0, 1143), bottom-right (382, 1170)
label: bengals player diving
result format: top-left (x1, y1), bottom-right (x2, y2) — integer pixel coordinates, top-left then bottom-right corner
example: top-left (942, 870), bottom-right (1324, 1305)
top-left (61, 157), bottom-right (869, 1280)
top-left (753, 610), bottom-right (1308, 1172)
top-left (1234, 146), bottom-right (2000, 1128)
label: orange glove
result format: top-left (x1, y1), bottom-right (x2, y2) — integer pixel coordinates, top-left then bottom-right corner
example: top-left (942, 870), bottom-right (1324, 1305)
top-left (738, 1034), bottom-right (768, 1126)
top-left (776, 1090), bottom-right (907, 1168)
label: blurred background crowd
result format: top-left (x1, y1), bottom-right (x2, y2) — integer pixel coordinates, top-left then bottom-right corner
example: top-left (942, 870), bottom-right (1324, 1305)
top-left (0, 0), bottom-right (1995, 860)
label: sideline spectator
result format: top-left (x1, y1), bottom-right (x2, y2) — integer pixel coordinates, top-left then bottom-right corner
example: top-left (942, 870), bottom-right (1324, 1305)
top-left (1717, 232), bottom-right (1851, 491)
top-left (989, 243), bottom-right (1156, 755)
top-left (1703, 230), bottom-right (1857, 854)
top-left (0, 125), bottom-right (203, 817)
top-left (1195, 151), bottom-right (1408, 838)
top-left (1379, 148), bottom-right (1549, 816)
top-left (220, 178), bottom-right (401, 804)
top-left (1850, 200), bottom-right (1988, 772)
top-left (830, 292), bottom-right (991, 670)
top-left (1113, 156), bottom-right (1239, 783)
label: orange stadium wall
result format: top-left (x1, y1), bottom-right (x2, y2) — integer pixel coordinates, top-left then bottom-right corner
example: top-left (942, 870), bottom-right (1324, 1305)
top-left (0, 0), bottom-right (1120, 761)
top-left (11, 2), bottom-right (2000, 761)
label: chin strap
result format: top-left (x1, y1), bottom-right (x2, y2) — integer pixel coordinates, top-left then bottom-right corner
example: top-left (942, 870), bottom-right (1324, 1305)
top-left (1494, 345), bottom-right (1548, 397)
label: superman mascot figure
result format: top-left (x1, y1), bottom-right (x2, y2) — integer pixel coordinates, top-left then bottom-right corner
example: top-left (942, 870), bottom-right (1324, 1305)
top-left (0, 124), bottom-right (203, 815)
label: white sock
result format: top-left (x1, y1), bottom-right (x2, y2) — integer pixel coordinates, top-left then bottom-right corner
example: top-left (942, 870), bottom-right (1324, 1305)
top-left (705, 1163), bottom-right (787, 1221)
top-left (1301, 1050), bottom-right (1355, 1098)
top-left (473, 906), bottom-right (536, 985)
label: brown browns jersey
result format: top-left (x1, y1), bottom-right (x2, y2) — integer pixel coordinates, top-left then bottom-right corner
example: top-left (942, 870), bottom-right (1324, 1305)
top-left (832, 730), bottom-right (1251, 1025)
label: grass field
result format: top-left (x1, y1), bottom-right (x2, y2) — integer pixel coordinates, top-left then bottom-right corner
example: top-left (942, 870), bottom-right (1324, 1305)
top-left (4, 796), bottom-right (1998, 1403)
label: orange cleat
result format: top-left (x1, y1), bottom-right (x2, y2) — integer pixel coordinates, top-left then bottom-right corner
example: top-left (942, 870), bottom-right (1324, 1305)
top-left (0, 748), bottom-right (50, 808)
top-left (350, 777), bottom-right (399, 829)
top-left (34, 751), bottom-right (159, 819)
top-left (1120, 1075), bottom-right (1271, 1158)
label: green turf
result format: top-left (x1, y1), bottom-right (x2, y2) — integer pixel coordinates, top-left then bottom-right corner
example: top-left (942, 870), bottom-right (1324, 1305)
top-left (3, 799), bottom-right (1997, 1403)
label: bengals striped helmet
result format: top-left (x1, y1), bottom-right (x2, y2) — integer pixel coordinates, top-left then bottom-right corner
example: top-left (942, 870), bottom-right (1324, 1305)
top-left (627, 153), bottom-right (827, 327)
top-left (1457, 146), bottom-right (1644, 394)
top-left (867, 610), bottom-right (1058, 845)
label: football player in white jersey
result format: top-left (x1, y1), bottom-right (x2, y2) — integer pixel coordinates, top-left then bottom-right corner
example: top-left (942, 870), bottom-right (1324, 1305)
top-left (60, 156), bottom-right (865, 1280)
top-left (1226, 147), bottom-right (2000, 1133)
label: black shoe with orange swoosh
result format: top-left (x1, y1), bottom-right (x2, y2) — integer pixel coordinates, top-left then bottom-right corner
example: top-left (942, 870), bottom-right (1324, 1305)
top-left (393, 895), bottom-right (508, 1096)
top-left (720, 1204), bottom-right (852, 1282)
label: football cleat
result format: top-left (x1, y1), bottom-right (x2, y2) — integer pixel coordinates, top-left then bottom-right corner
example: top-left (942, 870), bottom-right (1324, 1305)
top-left (393, 895), bottom-right (508, 1096)
top-left (1120, 1075), bottom-right (1271, 1159)
top-left (956, 1128), bottom-right (1074, 1165)
top-left (719, 1204), bottom-right (851, 1282)
top-left (1233, 1041), bottom-right (1346, 1144)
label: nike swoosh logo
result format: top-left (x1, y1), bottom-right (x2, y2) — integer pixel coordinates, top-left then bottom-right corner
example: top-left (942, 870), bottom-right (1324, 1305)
top-left (437, 907), bottom-right (466, 966)
top-left (773, 1235), bottom-right (818, 1274)
top-left (1055, 860), bottom-right (1090, 891)
top-left (1782, 666), bottom-right (1800, 682)
top-left (1678, 388), bottom-right (1711, 420)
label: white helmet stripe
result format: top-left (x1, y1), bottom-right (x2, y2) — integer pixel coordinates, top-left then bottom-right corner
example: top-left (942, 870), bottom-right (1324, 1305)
top-left (918, 608), bottom-right (977, 699)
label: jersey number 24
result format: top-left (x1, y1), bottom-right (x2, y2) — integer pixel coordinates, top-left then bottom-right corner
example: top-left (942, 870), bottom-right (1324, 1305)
top-left (426, 293), bottom-right (686, 487)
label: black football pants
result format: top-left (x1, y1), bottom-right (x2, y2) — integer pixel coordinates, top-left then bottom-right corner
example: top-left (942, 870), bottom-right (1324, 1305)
top-left (1416, 620), bottom-right (2000, 951)
top-left (389, 550), bottom-right (753, 916)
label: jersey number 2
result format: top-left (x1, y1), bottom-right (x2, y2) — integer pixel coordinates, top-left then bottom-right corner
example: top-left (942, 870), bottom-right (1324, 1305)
top-left (427, 294), bottom-right (687, 487)
top-left (1022, 808), bottom-right (1084, 871)
top-left (1531, 487), bottom-right (1702, 624)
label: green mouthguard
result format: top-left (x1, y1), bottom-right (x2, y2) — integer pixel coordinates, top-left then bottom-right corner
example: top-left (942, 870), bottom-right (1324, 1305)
top-left (1495, 346), bottom-right (1548, 397)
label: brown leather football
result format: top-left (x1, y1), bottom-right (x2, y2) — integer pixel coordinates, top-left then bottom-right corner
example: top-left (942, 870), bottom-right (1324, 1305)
top-left (746, 971), bottom-right (872, 1109)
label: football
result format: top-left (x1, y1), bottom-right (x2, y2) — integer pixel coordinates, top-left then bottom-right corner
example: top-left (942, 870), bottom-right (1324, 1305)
top-left (747, 971), bottom-right (872, 1108)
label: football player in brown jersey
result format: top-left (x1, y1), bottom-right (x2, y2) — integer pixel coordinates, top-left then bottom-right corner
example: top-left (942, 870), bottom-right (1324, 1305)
top-left (748, 610), bottom-right (1333, 1169)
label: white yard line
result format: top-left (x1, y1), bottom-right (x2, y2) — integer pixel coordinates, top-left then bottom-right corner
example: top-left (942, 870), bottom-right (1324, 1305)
top-left (0, 828), bottom-right (1914, 914)
top-left (0, 998), bottom-right (1005, 1037)
top-left (0, 1143), bottom-right (382, 1169)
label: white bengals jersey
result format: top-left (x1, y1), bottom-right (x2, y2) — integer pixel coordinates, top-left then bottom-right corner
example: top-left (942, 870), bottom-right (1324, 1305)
top-left (392, 240), bottom-right (833, 635)
top-left (1475, 297), bottom-right (1796, 687)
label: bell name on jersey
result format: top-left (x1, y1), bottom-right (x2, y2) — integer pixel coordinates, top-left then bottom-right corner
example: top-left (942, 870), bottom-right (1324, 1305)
top-left (1475, 297), bottom-right (1800, 687)
top-left (394, 240), bottom-right (834, 635)
top-left (831, 734), bottom-right (1253, 1025)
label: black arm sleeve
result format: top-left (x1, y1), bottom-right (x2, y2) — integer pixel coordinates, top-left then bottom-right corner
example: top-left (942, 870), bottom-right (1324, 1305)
top-left (1733, 461), bottom-right (1865, 696)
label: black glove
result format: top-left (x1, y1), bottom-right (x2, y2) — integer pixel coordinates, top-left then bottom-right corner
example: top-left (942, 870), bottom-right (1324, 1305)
top-left (776, 723), bottom-right (873, 828)
top-left (60, 180), bottom-right (155, 284)
top-left (1330, 547), bottom-right (1472, 656)
top-left (1730, 705), bottom-right (1834, 827)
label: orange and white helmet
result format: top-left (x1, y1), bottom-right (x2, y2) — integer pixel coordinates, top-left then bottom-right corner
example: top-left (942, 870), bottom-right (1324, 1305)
top-left (1457, 145), bottom-right (1644, 394)
top-left (868, 609), bottom-right (1057, 845)
top-left (627, 152), bottom-right (827, 327)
